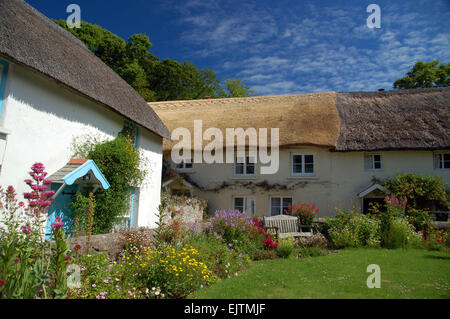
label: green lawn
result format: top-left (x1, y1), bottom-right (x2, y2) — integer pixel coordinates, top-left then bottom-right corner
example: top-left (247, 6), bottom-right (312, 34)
top-left (191, 249), bottom-right (450, 299)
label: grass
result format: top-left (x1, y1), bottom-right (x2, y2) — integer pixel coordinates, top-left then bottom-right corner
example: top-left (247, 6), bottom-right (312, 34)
top-left (191, 248), bottom-right (450, 299)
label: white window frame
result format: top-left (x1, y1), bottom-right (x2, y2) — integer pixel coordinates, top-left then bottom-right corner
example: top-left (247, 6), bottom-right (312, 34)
top-left (434, 153), bottom-right (450, 170)
top-left (291, 153), bottom-right (315, 176)
top-left (234, 156), bottom-right (256, 177)
top-left (365, 153), bottom-right (382, 171)
top-left (232, 196), bottom-right (256, 216)
top-left (175, 158), bottom-right (193, 171)
top-left (269, 197), bottom-right (293, 216)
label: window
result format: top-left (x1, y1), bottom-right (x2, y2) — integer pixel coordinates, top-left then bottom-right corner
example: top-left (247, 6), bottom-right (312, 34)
top-left (434, 153), bottom-right (450, 169)
top-left (270, 197), bottom-right (293, 216)
top-left (234, 156), bottom-right (255, 176)
top-left (233, 197), bottom-right (256, 216)
top-left (365, 154), bottom-right (382, 170)
top-left (291, 154), bottom-right (314, 176)
top-left (175, 159), bottom-right (193, 170)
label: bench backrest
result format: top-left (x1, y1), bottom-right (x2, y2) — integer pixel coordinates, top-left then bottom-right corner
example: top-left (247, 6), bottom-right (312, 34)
top-left (263, 215), bottom-right (299, 233)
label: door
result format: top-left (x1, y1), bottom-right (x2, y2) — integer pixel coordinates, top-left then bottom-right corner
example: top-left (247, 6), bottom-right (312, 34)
top-left (45, 184), bottom-right (78, 240)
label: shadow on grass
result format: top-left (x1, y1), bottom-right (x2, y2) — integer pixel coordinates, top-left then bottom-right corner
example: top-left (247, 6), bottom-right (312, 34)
top-left (422, 254), bottom-right (450, 260)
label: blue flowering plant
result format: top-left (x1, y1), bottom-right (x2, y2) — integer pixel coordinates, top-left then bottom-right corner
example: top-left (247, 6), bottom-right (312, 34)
top-left (209, 210), bottom-right (266, 258)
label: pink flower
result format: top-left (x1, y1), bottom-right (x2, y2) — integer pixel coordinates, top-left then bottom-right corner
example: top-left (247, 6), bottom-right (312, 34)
top-left (92, 284), bottom-right (96, 288)
top-left (51, 218), bottom-right (64, 230)
top-left (21, 225), bottom-right (31, 234)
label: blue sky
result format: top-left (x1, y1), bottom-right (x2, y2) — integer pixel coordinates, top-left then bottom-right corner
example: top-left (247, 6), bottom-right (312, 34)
top-left (28, 0), bottom-right (450, 96)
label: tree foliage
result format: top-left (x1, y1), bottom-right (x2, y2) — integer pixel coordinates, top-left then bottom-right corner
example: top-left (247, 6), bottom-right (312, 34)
top-left (393, 60), bottom-right (449, 89)
top-left (54, 20), bottom-right (254, 101)
top-left (380, 173), bottom-right (448, 210)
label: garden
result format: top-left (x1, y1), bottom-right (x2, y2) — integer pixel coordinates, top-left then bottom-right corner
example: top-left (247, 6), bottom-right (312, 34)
top-left (0, 159), bottom-right (449, 299)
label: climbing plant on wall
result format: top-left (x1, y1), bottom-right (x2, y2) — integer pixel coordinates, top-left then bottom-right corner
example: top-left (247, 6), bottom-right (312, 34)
top-left (71, 133), bottom-right (146, 234)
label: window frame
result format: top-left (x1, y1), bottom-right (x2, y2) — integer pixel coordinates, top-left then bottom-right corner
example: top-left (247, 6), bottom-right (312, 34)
top-left (234, 156), bottom-right (256, 177)
top-left (365, 153), bottom-right (383, 171)
top-left (434, 153), bottom-right (450, 170)
top-left (232, 196), bottom-right (256, 216)
top-left (290, 153), bottom-right (315, 177)
top-left (269, 196), bottom-right (293, 216)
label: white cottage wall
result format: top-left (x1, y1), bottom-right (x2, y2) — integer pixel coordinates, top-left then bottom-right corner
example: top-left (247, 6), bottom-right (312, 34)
top-left (0, 62), bottom-right (163, 228)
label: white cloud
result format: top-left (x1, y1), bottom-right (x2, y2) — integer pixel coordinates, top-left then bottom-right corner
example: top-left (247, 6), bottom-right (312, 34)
top-left (165, 0), bottom-right (450, 96)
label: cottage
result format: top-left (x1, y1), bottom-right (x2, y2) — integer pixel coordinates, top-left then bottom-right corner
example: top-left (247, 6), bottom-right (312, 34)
top-left (0, 0), bottom-right (170, 229)
top-left (151, 88), bottom-right (450, 217)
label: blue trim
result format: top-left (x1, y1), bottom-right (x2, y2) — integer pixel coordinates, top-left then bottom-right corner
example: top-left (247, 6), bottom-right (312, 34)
top-left (129, 188), bottom-right (135, 229)
top-left (0, 59), bottom-right (10, 116)
top-left (63, 160), bottom-right (110, 189)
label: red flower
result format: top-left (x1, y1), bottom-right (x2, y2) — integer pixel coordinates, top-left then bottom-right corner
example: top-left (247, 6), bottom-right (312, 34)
top-left (0, 279), bottom-right (5, 286)
top-left (13, 258), bottom-right (20, 264)
top-left (437, 237), bottom-right (442, 243)
top-left (74, 244), bottom-right (82, 250)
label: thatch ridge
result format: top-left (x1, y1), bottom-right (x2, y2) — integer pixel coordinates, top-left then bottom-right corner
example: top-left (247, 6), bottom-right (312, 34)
top-left (150, 92), bottom-right (341, 152)
top-left (152, 88), bottom-right (449, 153)
top-left (0, 0), bottom-right (170, 139)
top-left (335, 87), bottom-right (450, 151)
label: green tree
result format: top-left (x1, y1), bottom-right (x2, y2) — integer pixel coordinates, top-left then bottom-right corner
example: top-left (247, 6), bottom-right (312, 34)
top-left (217, 79), bottom-right (255, 98)
top-left (54, 20), bottom-right (254, 101)
top-left (393, 60), bottom-right (449, 89)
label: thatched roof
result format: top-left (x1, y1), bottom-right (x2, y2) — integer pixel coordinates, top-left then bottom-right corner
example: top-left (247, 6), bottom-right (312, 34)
top-left (0, 0), bottom-right (169, 139)
top-left (151, 92), bottom-right (340, 152)
top-left (151, 88), bottom-right (450, 153)
top-left (335, 87), bottom-right (450, 151)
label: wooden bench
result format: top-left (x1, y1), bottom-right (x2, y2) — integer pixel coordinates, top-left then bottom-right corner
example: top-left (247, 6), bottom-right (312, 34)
top-left (262, 214), bottom-right (313, 240)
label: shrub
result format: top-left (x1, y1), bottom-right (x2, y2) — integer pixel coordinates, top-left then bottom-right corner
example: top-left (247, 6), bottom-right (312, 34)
top-left (382, 218), bottom-right (421, 249)
top-left (209, 210), bottom-right (266, 257)
top-left (405, 208), bottom-right (433, 233)
top-left (72, 252), bottom-right (155, 299)
top-left (326, 210), bottom-right (381, 248)
top-left (289, 201), bottom-right (319, 225)
top-left (421, 229), bottom-right (449, 251)
top-left (128, 245), bottom-right (214, 299)
top-left (276, 238), bottom-right (294, 258)
top-left (381, 173), bottom-right (448, 210)
top-left (184, 232), bottom-right (250, 279)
